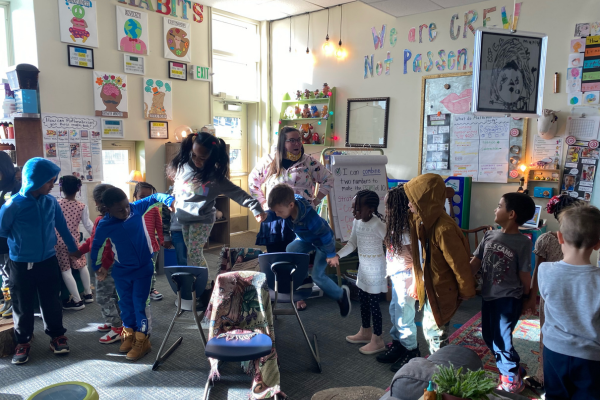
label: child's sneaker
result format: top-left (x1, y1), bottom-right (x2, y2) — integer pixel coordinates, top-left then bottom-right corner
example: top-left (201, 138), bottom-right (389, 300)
top-left (149, 289), bottom-right (163, 301)
top-left (63, 298), bottom-right (85, 311)
top-left (499, 373), bottom-right (525, 393)
top-left (376, 340), bottom-right (406, 363)
top-left (97, 323), bottom-right (112, 332)
top-left (337, 285), bottom-right (351, 318)
top-left (99, 326), bottom-right (123, 344)
top-left (346, 327), bottom-right (371, 344)
top-left (12, 343), bottom-right (30, 364)
top-left (120, 327), bottom-right (135, 353)
top-left (50, 336), bottom-right (70, 354)
top-left (359, 335), bottom-right (386, 355)
top-left (390, 347), bottom-right (421, 372)
top-left (83, 293), bottom-right (94, 303)
top-left (126, 332), bottom-right (151, 361)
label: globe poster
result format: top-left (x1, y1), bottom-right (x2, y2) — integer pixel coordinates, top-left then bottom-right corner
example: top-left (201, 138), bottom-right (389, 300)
top-left (116, 5), bottom-right (149, 56)
top-left (57, 0), bottom-right (99, 48)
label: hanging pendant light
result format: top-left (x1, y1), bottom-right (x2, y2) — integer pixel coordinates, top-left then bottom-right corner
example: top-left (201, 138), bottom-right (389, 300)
top-left (306, 13), bottom-right (310, 54)
top-left (336, 5), bottom-right (347, 59)
top-left (322, 8), bottom-right (334, 55)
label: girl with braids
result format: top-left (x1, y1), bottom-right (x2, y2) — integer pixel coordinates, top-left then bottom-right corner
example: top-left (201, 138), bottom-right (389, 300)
top-left (133, 182), bottom-right (164, 301)
top-left (168, 132), bottom-right (266, 293)
top-left (334, 189), bottom-right (387, 355)
top-left (56, 175), bottom-right (95, 311)
top-left (377, 185), bottom-right (420, 372)
top-left (522, 194), bottom-right (581, 390)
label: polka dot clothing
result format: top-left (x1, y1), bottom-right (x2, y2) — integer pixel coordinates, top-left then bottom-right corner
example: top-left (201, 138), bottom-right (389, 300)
top-left (55, 198), bottom-right (86, 272)
top-left (359, 288), bottom-right (383, 336)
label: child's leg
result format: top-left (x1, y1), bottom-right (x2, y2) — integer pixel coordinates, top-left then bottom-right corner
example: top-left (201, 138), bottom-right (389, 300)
top-left (7, 259), bottom-right (36, 344)
top-left (359, 288), bottom-right (372, 330)
top-left (368, 292), bottom-right (382, 336)
top-left (389, 273), bottom-right (418, 350)
top-left (34, 256), bottom-right (67, 339)
top-left (78, 265), bottom-right (92, 295)
top-left (544, 346), bottom-right (600, 398)
top-left (96, 266), bottom-right (122, 327)
top-left (485, 297), bottom-right (522, 377)
top-left (113, 277), bottom-right (137, 331)
top-left (183, 223), bottom-right (214, 289)
top-left (131, 274), bottom-right (153, 334)
top-left (171, 230), bottom-right (187, 266)
top-left (61, 269), bottom-right (82, 302)
top-left (150, 252), bottom-right (158, 291)
top-left (422, 297), bottom-right (449, 354)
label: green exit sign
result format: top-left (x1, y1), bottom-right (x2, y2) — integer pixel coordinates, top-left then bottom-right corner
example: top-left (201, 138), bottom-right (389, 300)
top-left (192, 65), bottom-right (210, 81)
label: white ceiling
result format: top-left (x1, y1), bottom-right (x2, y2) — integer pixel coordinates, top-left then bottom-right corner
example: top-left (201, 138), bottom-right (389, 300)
top-left (202, 0), bottom-right (485, 21)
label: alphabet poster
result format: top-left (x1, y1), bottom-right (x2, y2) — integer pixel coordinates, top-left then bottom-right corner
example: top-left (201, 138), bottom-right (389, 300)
top-left (116, 5), bottom-right (149, 55)
top-left (164, 17), bottom-right (191, 62)
top-left (143, 78), bottom-right (172, 120)
top-left (93, 71), bottom-right (128, 118)
top-left (41, 113), bottom-right (103, 185)
top-left (58, 0), bottom-right (99, 48)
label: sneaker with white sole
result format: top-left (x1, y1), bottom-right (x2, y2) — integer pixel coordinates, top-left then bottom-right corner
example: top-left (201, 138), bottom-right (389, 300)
top-left (83, 293), bottom-right (94, 303)
top-left (50, 336), bottom-right (70, 354)
top-left (97, 323), bottom-right (112, 332)
top-left (12, 343), bottom-right (30, 364)
top-left (149, 289), bottom-right (163, 301)
top-left (63, 298), bottom-right (85, 311)
top-left (99, 327), bottom-right (123, 344)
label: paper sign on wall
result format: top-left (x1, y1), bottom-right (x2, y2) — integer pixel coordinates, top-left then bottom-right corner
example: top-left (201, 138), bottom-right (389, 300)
top-left (94, 71), bottom-right (128, 118)
top-left (143, 78), bottom-right (172, 120)
top-left (164, 17), bottom-right (191, 62)
top-left (116, 5), bottom-right (149, 55)
top-left (58, 0), bottom-right (99, 48)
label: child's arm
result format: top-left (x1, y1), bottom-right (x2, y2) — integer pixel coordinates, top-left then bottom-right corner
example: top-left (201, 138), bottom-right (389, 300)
top-left (517, 239), bottom-right (533, 301)
top-left (470, 257), bottom-right (482, 276)
top-left (161, 202), bottom-right (173, 247)
top-left (304, 211), bottom-right (337, 264)
top-left (81, 204), bottom-right (94, 236)
top-left (78, 217), bottom-right (100, 255)
top-left (90, 223), bottom-right (110, 272)
top-left (523, 254), bottom-right (544, 315)
top-left (470, 231), bottom-right (488, 276)
top-left (130, 193), bottom-right (174, 216)
top-left (0, 201), bottom-right (17, 238)
top-left (335, 220), bottom-right (358, 264)
top-left (154, 207), bottom-right (164, 247)
top-left (439, 228), bottom-right (476, 300)
top-left (248, 157), bottom-right (269, 208)
top-left (54, 199), bottom-right (78, 253)
top-left (219, 178), bottom-right (267, 222)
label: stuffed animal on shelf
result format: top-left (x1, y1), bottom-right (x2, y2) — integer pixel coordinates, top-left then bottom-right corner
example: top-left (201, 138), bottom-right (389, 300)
top-left (321, 105), bottom-right (328, 119)
top-left (322, 83), bottom-right (331, 97)
top-left (302, 104), bottom-right (311, 118)
top-left (296, 90), bottom-right (302, 100)
top-left (294, 105), bottom-right (301, 118)
top-left (312, 127), bottom-right (320, 144)
top-left (284, 106), bottom-right (295, 119)
top-left (314, 89), bottom-right (321, 98)
top-left (301, 125), bottom-right (311, 144)
top-left (304, 89), bottom-right (311, 99)
top-left (311, 105), bottom-right (320, 118)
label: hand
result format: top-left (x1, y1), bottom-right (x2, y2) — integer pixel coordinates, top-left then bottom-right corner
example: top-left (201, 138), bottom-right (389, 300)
top-left (407, 282), bottom-right (418, 300)
top-left (522, 296), bottom-right (537, 316)
top-left (96, 268), bottom-right (108, 282)
top-left (326, 255), bottom-right (340, 268)
top-left (69, 250), bottom-right (83, 260)
top-left (168, 196), bottom-right (176, 213)
top-left (163, 240), bottom-right (174, 249)
top-left (312, 198), bottom-right (321, 208)
top-left (255, 212), bottom-right (268, 223)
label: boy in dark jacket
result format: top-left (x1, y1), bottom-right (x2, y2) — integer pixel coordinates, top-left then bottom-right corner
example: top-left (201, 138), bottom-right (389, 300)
top-left (268, 184), bottom-right (351, 317)
top-left (0, 158), bottom-right (79, 364)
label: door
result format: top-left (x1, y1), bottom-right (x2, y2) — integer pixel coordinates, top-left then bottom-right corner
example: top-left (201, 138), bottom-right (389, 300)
top-left (101, 141), bottom-right (136, 200)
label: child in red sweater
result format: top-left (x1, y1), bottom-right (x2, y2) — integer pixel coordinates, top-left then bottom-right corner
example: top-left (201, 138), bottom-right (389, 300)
top-left (133, 182), bottom-right (164, 301)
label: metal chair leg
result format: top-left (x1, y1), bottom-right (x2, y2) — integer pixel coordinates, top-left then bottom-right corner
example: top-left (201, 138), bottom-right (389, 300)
top-left (290, 283), bottom-right (322, 373)
top-left (203, 375), bottom-right (212, 400)
top-left (191, 291), bottom-right (207, 347)
top-left (153, 291), bottom-right (184, 371)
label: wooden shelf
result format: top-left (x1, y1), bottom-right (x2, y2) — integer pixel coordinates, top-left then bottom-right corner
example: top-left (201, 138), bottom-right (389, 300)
top-left (283, 98), bottom-right (331, 104)
top-left (281, 118), bottom-right (329, 122)
top-left (529, 169), bottom-right (560, 172)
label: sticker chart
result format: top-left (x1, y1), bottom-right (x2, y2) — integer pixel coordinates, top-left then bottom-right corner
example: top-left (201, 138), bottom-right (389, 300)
top-left (419, 73), bottom-right (527, 183)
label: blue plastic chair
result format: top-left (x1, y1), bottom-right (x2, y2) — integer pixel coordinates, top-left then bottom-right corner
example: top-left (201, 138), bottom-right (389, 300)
top-left (152, 266), bottom-right (208, 371)
top-left (259, 252), bottom-right (322, 373)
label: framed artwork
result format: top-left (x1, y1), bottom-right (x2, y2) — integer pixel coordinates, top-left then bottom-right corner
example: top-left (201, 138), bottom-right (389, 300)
top-left (164, 17), bottom-right (191, 62)
top-left (58, 0), bottom-right (99, 48)
top-left (143, 78), bottom-right (172, 120)
top-left (471, 28), bottom-right (548, 118)
top-left (124, 54), bottom-right (145, 75)
top-left (149, 121), bottom-right (169, 139)
top-left (168, 61), bottom-right (187, 80)
top-left (116, 5), bottom-right (149, 55)
top-left (94, 71), bottom-right (128, 118)
top-left (67, 45), bottom-right (94, 69)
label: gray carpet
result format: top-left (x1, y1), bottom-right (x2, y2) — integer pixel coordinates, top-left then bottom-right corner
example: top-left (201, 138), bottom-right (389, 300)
top-left (0, 233), bottom-right (481, 400)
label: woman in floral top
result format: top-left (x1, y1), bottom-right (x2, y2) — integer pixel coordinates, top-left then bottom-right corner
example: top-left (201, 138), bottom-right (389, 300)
top-left (248, 126), bottom-right (333, 309)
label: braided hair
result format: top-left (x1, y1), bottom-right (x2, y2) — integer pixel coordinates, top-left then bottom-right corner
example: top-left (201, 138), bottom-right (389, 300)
top-left (167, 131), bottom-right (230, 183)
top-left (384, 185), bottom-right (410, 256)
top-left (547, 194), bottom-right (581, 221)
top-left (354, 189), bottom-right (384, 221)
top-left (133, 182), bottom-right (157, 200)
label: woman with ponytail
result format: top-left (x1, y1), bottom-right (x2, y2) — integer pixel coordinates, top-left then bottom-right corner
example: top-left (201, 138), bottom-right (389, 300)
top-left (167, 132), bottom-right (266, 293)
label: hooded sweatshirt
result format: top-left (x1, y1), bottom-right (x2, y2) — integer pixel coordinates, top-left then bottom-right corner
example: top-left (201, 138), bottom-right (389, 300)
top-left (0, 158), bottom-right (78, 262)
top-left (286, 194), bottom-right (336, 258)
top-left (173, 161), bottom-right (263, 225)
top-left (404, 174), bottom-right (476, 327)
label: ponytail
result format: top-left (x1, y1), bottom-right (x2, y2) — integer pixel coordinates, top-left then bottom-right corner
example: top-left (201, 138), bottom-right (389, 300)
top-left (167, 132), bottom-right (229, 182)
top-left (167, 133), bottom-right (196, 180)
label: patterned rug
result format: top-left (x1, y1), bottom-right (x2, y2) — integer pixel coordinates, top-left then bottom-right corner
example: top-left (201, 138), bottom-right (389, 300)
top-left (449, 311), bottom-right (544, 399)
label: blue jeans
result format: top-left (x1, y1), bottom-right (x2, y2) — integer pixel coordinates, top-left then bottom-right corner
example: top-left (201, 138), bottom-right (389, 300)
top-left (286, 239), bottom-right (343, 301)
top-left (389, 271), bottom-right (417, 350)
top-left (171, 230), bottom-right (188, 266)
top-left (481, 297), bottom-right (522, 376)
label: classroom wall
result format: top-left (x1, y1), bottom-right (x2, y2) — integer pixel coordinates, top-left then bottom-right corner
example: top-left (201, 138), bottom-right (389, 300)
top-left (32, 0), bottom-right (212, 193)
top-left (10, 0), bottom-right (38, 66)
top-left (271, 0), bottom-right (600, 262)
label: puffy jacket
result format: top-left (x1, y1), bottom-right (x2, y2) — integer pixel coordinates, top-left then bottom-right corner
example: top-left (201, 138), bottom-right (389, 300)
top-left (404, 174), bottom-right (476, 327)
top-left (0, 158), bottom-right (77, 262)
top-left (287, 194), bottom-right (336, 258)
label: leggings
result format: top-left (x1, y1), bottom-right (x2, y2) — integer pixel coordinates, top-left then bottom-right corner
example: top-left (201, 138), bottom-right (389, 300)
top-left (182, 222), bottom-right (214, 289)
top-left (359, 288), bottom-right (382, 336)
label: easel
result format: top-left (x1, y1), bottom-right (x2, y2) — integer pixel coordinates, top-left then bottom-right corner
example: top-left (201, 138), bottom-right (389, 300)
top-left (319, 147), bottom-right (386, 286)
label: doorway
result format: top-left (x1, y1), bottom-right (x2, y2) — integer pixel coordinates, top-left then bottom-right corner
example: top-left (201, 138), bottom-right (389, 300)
top-left (101, 140), bottom-right (136, 200)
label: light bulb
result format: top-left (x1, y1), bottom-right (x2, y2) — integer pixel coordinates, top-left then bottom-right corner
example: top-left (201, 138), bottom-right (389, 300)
top-left (519, 164), bottom-right (527, 172)
top-left (174, 125), bottom-right (192, 142)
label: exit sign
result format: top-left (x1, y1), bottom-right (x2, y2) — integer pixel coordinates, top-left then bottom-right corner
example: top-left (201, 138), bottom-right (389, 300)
top-left (192, 65), bottom-right (210, 81)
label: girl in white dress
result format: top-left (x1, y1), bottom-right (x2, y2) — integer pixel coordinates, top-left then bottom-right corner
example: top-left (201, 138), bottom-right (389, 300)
top-left (334, 190), bottom-right (387, 354)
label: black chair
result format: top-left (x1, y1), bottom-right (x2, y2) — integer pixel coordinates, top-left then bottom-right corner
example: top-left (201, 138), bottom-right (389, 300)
top-left (258, 252), bottom-right (322, 372)
top-left (152, 266), bottom-right (208, 371)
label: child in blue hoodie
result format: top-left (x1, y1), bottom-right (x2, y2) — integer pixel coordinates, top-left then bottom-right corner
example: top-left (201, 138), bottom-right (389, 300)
top-left (90, 187), bottom-right (174, 362)
top-left (268, 184), bottom-right (351, 317)
top-left (0, 158), bottom-right (79, 365)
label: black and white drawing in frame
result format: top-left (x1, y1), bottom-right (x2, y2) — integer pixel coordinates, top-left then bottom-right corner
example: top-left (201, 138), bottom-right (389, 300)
top-left (472, 28), bottom-right (548, 118)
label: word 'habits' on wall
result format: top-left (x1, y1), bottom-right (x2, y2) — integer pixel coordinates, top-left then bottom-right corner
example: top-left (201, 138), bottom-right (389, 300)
top-left (117, 0), bottom-right (204, 23)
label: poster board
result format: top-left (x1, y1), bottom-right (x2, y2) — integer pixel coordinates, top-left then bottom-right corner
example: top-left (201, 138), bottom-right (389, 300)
top-left (321, 148), bottom-right (386, 242)
top-left (164, 17), bottom-right (191, 62)
top-left (419, 72), bottom-right (528, 183)
top-left (57, 0), bottom-right (99, 48)
top-left (116, 5), bottom-right (149, 55)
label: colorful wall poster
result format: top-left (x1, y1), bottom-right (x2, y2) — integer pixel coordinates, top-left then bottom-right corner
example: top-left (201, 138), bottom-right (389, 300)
top-left (41, 113), bottom-right (103, 186)
top-left (116, 5), bottom-right (149, 55)
top-left (583, 36), bottom-right (600, 92)
top-left (143, 78), bottom-right (172, 120)
top-left (425, 114), bottom-right (450, 171)
top-left (58, 0), bottom-right (99, 48)
top-left (94, 71), bottom-right (128, 118)
top-left (164, 17), bottom-right (191, 62)
top-left (562, 140), bottom-right (599, 202)
top-left (101, 119), bottom-right (124, 138)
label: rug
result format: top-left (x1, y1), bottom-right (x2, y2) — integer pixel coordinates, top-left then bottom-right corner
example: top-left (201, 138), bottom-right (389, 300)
top-left (449, 311), bottom-right (543, 399)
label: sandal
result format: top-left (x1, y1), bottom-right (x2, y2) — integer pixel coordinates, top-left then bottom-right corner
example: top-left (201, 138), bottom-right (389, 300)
top-left (296, 301), bottom-right (307, 311)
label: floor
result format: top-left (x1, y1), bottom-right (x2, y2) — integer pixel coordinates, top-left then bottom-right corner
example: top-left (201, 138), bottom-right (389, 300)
top-left (0, 232), bottom-right (482, 400)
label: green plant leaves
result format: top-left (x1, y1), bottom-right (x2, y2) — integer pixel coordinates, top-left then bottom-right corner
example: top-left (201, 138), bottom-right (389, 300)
top-left (432, 363), bottom-right (498, 400)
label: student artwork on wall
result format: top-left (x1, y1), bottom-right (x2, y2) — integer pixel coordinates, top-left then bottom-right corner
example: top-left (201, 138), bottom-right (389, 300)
top-left (562, 140), bottom-right (599, 202)
top-left (472, 28), bottom-right (548, 117)
top-left (58, 0), bottom-right (99, 48)
top-left (116, 5), bottom-right (149, 55)
top-left (164, 17), bottom-right (191, 62)
top-left (93, 71), bottom-right (128, 118)
top-left (143, 78), bottom-right (172, 120)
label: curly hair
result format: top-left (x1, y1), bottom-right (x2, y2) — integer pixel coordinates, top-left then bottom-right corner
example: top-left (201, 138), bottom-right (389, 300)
top-left (384, 185), bottom-right (410, 256)
top-left (547, 194), bottom-right (581, 221)
top-left (133, 182), bottom-right (157, 200)
top-left (60, 175), bottom-right (82, 196)
top-left (167, 131), bottom-right (230, 183)
top-left (354, 189), bottom-right (384, 221)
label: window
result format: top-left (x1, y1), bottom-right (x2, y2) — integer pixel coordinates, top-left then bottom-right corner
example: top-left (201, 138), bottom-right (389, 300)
top-left (212, 14), bottom-right (258, 101)
top-left (102, 141), bottom-right (136, 199)
top-left (0, 1), bottom-right (13, 75)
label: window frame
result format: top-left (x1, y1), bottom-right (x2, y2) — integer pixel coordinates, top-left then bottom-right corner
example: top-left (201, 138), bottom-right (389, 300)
top-left (101, 140), bottom-right (137, 200)
top-left (0, 1), bottom-right (14, 69)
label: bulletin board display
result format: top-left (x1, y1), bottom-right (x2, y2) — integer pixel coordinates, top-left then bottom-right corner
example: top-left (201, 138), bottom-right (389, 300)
top-left (418, 72), bottom-right (528, 183)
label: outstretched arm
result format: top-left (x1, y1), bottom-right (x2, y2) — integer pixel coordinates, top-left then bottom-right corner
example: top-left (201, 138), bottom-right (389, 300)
top-left (130, 193), bottom-right (174, 216)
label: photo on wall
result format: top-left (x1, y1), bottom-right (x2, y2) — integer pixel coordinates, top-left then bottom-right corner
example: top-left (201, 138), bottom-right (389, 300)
top-left (143, 78), bottom-right (172, 120)
top-left (93, 71), bottom-right (128, 118)
top-left (164, 17), bottom-right (191, 62)
top-left (58, 0), bottom-right (99, 48)
top-left (116, 5), bottom-right (149, 55)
